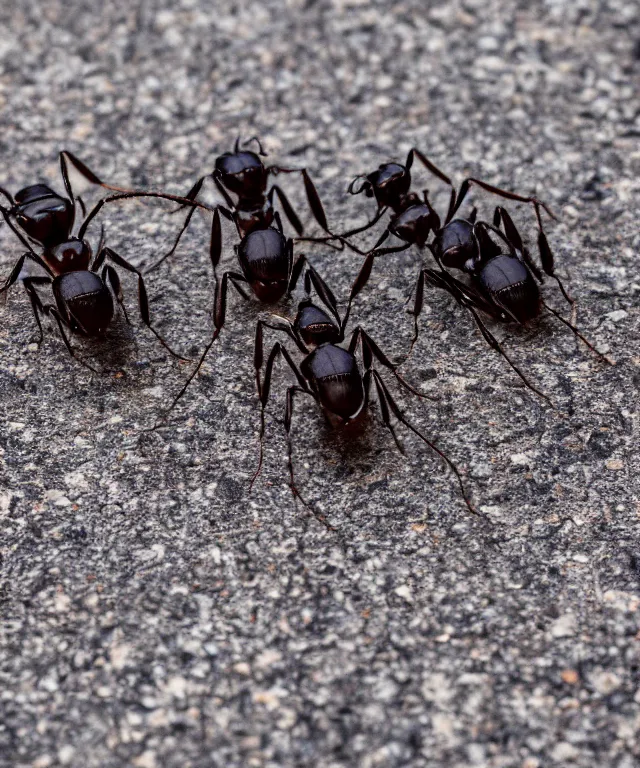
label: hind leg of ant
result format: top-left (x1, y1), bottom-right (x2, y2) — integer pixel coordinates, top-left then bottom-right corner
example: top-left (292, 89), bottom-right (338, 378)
top-left (99, 247), bottom-right (188, 360)
top-left (451, 177), bottom-right (555, 223)
top-left (362, 369), bottom-right (404, 454)
top-left (542, 300), bottom-right (613, 365)
top-left (416, 268), bottom-right (552, 403)
top-left (267, 165), bottom-right (331, 235)
top-left (370, 369), bottom-right (479, 518)
top-left (40, 305), bottom-right (101, 374)
top-left (161, 270), bottom-right (251, 417)
top-left (251, 340), bottom-right (310, 488)
top-left (22, 276), bottom-right (52, 345)
top-left (350, 325), bottom-right (436, 401)
top-left (102, 265), bottom-right (133, 326)
top-left (282, 384), bottom-right (336, 532)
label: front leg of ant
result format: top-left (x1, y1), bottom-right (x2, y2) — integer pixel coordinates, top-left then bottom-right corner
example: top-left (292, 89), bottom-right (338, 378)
top-left (100, 247), bottom-right (188, 361)
top-left (78, 192), bottom-right (216, 241)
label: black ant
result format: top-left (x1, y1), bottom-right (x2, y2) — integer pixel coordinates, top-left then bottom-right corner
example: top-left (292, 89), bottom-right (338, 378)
top-left (146, 137), bottom-right (335, 271)
top-left (160, 211), bottom-right (318, 412)
top-left (409, 214), bottom-right (613, 402)
top-left (0, 154), bottom-right (214, 370)
top-left (249, 267), bottom-right (480, 525)
top-left (300, 148), bottom-right (573, 311)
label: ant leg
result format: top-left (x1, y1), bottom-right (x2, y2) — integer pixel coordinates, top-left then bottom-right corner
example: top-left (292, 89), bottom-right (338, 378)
top-left (77, 191), bottom-right (215, 241)
top-left (542, 300), bottom-right (614, 365)
top-left (468, 305), bottom-right (552, 403)
top-left (99, 247), bottom-right (188, 360)
top-left (351, 325), bottom-right (438, 400)
top-left (363, 369), bottom-right (404, 453)
top-left (406, 148), bottom-right (454, 188)
top-left (283, 385), bottom-right (336, 532)
top-left (42, 305), bottom-right (101, 374)
top-left (0, 253), bottom-right (31, 294)
top-left (144, 179), bottom-right (207, 272)
top-left (288, 252), bottom-right (311, 294)
top-left (0, 207), bottom-right (50, 266)
top-left (339, 239), bottom-right (412, 333)
top-left (60, 151), bottom-right (134, 194)
top-left (534, 208), bottom-right (574, 306)
top-left (22, 276), bottom-right (52, 344)
top-left (102, 265), bottom-right (133, 326)
top-left (495, 206), bottom-right (544, 283)
top-left (250, 338), bottom-right (309, 488)
top-left (419, 268), bottom-right (553, 403)
top-left (162, 271), bottom-right (250, 415)
top-left (268, 185), bottom-right (304, 236)
top-left (267, 166), bottom-right (330, 234)
top-left (370, 369), bottom-right (481, 519)
top-left (451, 177), bottom-right (556, 222)
top-left (212, 173), bottom-right (236, 211)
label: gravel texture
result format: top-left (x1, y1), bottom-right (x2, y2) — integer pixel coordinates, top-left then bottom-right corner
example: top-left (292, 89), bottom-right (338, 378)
top-left (1, 1), bottom-right (639, 766)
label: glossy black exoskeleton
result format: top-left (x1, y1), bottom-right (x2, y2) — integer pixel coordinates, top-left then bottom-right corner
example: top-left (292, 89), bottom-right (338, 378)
top-left (162, 213), bottom-right (322, 412)
top-left (410, 217), bottom-right (612, 402)
top-left (0, 153), bottom-right (216, 368)
top-left (248, 268), bottom-right (478, 522)
top-left (302, 148), bottom-right (565, 317)
top-left (147, 137), bottom-right (334, 271)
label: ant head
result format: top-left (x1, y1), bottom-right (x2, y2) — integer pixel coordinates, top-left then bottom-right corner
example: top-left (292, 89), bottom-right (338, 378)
top-left (352, 162), bottom-right (411, 209)
top-left (45, 237), bottom-right (92, 275)
top-left (295, 299), bottom-right (341, 347)
top-left (215, 143), bottom-right (268, 199)
top-left (432, 219), bottom-right (479, 272)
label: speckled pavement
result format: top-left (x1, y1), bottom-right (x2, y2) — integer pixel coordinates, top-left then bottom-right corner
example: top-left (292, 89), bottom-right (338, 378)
top-left (0, 2), bottom-right (639, 767)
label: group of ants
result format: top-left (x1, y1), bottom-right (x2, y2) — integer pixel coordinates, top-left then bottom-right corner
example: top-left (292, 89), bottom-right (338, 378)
top-left (0, 138), bottom-right (612, 525)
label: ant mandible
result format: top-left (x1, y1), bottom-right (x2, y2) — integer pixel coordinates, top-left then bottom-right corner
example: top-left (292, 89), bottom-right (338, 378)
top-left (146, 137), bottom-right (335, 271)
top-left (409, 215), bottom-right (613, 403)
top-left (249, 266), bottom-right (480, 525)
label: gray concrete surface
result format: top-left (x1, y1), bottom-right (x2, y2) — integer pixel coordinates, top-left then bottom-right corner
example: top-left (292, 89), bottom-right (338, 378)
top-left (0, 1), bottom-right (639, 766)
